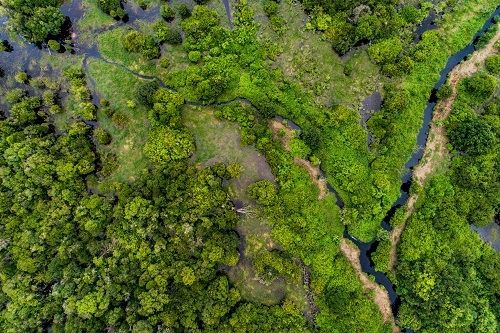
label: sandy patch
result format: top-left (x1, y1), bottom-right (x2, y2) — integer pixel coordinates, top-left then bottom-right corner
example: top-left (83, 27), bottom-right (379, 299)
top-left (340, 239), bottom-right (400, 333)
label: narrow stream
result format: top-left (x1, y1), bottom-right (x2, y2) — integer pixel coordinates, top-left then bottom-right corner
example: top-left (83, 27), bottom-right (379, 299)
top-left (339, 3), bottom-right (500, 321)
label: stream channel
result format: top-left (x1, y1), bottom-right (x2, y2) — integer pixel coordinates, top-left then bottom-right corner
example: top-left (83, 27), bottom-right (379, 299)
top-left (0, 1), bottom-right (499, 330)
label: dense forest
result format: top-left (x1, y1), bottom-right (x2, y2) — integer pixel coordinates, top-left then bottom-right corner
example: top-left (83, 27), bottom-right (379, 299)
top-left (0, 0), bottom-right (499, 332)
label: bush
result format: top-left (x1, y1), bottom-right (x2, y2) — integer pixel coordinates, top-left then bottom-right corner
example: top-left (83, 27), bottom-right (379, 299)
top-left (437, 83), bottom-right (452, 100)
top-left (5, 89), bottom-right (26, 104)
top-left (94, 127), bottom-right (112, 145)
top-left (25, 7), bottom-right (65, 43)
top-left (122, 30), bottom-right (160, 59)
top-left (48, 105), bottom-right (63, 114)
top-left (48, 40), bottom-right (60, 52)
top-left (160, 4), bottom-right (175, 21)
top-left (247, 180), bottom-right (277, 206)
top-left (449, 117), bottom-right (496, 155)
top-left (462, 72), bottom-right (496, 102)
top-left (164, 29), bottom-right (182, 45)
top-left (152, 20), bottom-right (170, 44)
top-left (159, 57), bottom-right (170, 68)
top-left (140, 36), bottom-right (161, 60)
top-left (177, 4), bottom-right (191, 19)
top-left (143, 127), bottom-right (194, 164)
top-left (485, 54), bottom-right (500, 75)
top-left (122, 30), bottom-right (146, 53)
top-left (135, 80), bottom-right (160, 107)
top-left (111, 112), bottom-right (129, 128)
top-left (98, 0), bottom-right (125, 18)
top-left (15, 71), bottom-right (28, 84)
top-left (368, 36), bottom-right (403, 65)
top-left (42, 91), bottom-right (55, 106)
top-left (263, 0), bottom-right (279, 17)
top-left (188, 50), bottom-right (201, 63)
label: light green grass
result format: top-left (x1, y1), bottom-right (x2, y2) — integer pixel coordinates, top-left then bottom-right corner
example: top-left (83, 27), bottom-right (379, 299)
top-left (183, 106), bottom-right (274, 200)
top-left (97, 27), bottom-right (157, 76)
top-left (77, 0), bottom-right (116, 42)
top-left (183, 106), bottom-right (311, 309)
top-left (87, 58), bottom-right (151, 183)
top-left (251, 0), bottom-right (382, 108)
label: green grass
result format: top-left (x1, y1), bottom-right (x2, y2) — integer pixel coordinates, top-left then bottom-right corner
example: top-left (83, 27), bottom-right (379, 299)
top-left (77, 0), bottom-right (116, 42)
top-left (97, 27), bottom-right (157, 76)
top-left (251, 0), bottom-right (382, 108)
top-left (183, 106), bottom-right (312, 309)
top-left (87, 58), bottom-right (151, 184)
top-left (183, 106), bottom-right (274, 200)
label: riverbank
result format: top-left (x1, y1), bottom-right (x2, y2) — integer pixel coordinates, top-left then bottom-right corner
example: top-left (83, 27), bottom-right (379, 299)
top-left (340, 239), bottom-right (399, 333)
top-left (389, 25), bottom-right (500, 271)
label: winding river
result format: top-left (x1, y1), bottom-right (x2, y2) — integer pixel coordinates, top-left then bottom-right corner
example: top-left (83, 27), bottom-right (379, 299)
top-left (340, 4), bottom-right (500, 325)
top-left (1, 1), bottom-right (499, 330)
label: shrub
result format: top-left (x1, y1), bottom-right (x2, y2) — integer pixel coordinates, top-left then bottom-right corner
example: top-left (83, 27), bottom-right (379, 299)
top-left (177, 4), bottom-right (191, 19)
top-left (94, 127), bottom-right (112, 145)
top-left (449, 117), bottom-right (495, 155)
top-left (143, 126), bottom-right (195, 164)
top-left (123, 30), bottom-right (146, 53)
top-left (160, 4), bottom-right (175, 21)
top-left (152, 20), bottom-right (170, 44)
top-left (368, 36), bottom-right (403, 65)
top-left (111, 112), bottom-right (129, 128)
top-left (77, 102), bottom-right (96, 120)
top-left (42, 91), bottom-right (55, 106)
top-left (159, 57), bottom-right (170, 68)
top-left (48, 105), bottom-right (63, 114)
top-left (5, 89), bottom-right (26, 104)
top-left (462, 72), bottom-right (496, 102)
top-left (188, 50), bottom-right (201, 63)
top-left (263, 0), bottom-right (279, 17)
top-left (97, 0), bottom-right (125, 18)
top-left (48, 40), bottom-right (60, 52)
top-left (485, 54), bottom-right (500, 75)
top-left (135, 80), bottom-right (160, 107)
top-left (437, 83), bottom-right (452, 100)
top-left (247, 180), bottom-right (277, 206)
top-left (164, 29), bottom-right (182, 45)
top-left (25, 7), bottom-right (65, 43)
top-left (140, 36), bottom-right (160, 59)
top-left (15, 71), bottom-right (28, 84)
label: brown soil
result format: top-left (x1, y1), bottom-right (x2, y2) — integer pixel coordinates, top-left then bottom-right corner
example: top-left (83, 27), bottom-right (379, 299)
top-left (270, 120), bottom-right (328, 199)
top-left (340, 239), bottom-right (400, 333)
top-left (388, 27), bottom-right (500, 271)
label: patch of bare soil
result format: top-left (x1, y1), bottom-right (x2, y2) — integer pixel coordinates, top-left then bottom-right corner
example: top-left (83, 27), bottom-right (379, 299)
top-left (388, 27), bottom-right (500, 271)
top-left (270, 120), bottom-right (327, 199)
top-left (340, 239), bottom-right (400, 333)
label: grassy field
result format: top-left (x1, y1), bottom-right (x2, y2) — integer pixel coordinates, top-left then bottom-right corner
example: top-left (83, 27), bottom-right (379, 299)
top-left (97, 26), bottom-right (157, 76)
top-left (250, 0), bottom-right (382, 109)
top-left (183, 106), bottom-right (311, 311)
top-left (87, 58), bottom-right (151, 184)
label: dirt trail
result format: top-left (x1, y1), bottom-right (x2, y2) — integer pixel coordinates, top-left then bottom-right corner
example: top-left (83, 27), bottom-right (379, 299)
top-left (340, 239), bottom-right (400, 333)
top-left (388, 27), bottom-right (500, 271)
top-left (270, 120), bottom-right (327, 199)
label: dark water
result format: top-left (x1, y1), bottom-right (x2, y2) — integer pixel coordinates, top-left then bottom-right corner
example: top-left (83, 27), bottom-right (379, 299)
top-left (471, 222), bottom-right (500, 252)
top-left (360, 91), bottom-right (382, 126)
top-left (414, 10), bottom-right (439, 43)
top-left (222, 0), bottom-right (233, 28)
